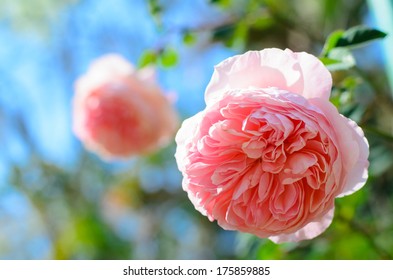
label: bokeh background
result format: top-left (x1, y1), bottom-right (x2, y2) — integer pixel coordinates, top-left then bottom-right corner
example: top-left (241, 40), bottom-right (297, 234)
top-left (0, 0), bottom-right (392, 259)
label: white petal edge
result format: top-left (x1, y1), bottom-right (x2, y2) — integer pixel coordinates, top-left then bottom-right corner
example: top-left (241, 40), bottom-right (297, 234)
top-left (174, 112), bottom-right (204, 173)
top-left (269, 207), bottom-right (335, 243)
top-left (294, 50), bottom-right (332, 100)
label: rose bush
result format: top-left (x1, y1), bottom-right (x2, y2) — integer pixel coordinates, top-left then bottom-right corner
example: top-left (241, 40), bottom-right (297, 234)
top-left (73, 54), bottom-right (178, 160)
top-left (175, 48), bottom-right (369, 243)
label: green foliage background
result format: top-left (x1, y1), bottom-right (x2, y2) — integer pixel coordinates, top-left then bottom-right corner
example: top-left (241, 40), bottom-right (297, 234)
top-left (1, 0), bottom-right (393, 259)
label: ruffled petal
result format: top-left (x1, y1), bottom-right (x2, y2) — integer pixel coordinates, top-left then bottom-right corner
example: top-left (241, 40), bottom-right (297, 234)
top-left (338, 118), bottom-right (369, 196)
top-left (175, 112), bottom-right (203, 172)
top-left (205, 48), bottom-right (332, 105)
top-left (290, 50), bottom-right (332, 100)
top-left (269, 207), bottom-right (334, 243)
top-left (310, 98), bottom-right (369, 197)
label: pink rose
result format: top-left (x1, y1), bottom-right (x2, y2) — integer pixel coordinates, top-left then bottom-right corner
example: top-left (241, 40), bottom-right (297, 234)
top-left (175, 48), bottom-right (369, 243)
top-left (73, 54), bottom-right (178, 160)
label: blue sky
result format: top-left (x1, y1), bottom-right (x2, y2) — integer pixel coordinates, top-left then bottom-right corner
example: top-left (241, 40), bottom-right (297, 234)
top-left (0, 0), bottom-right (234, 166)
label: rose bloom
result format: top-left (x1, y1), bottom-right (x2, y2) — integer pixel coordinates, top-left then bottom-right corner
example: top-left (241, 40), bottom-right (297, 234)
top-left (175, 48), bottom-right (369, 243)
top-left (73, 54), bottom-right (178, 160)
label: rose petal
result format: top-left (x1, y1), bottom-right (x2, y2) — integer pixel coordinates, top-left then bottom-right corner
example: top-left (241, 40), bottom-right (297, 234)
top-left (310, 98), bottom-right (369, 196)
top-left (338, 119), bottom-right (369, 196)
top-left (288, 50), bottom-right (332, 100)
top-left (205, 48), bottom-right (332, 105)
top-left (269, 207), bottom-right (334, 243)
top-left (175, 112), bottom-right (204, 172)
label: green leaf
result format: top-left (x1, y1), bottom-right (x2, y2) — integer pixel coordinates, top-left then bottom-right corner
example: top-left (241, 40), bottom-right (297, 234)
top-left (212, 24), bottom-right (236, 47)
top-left (336, 25), bottom-right (387, 48)
top-left (159, 48), bottom-right (178, 68)
top-left (148, 0), bottom-right (162, 15)
top-left (148, 0), bottom-right (163, 26)
top-left (252, 16), bottom-right (274, 30)
top-left (210, 0), bottom-right (231, 8)
top-left (232, 21), bottom-right (248, 49)
top-left (256, 240), bottom-right (284, 259)
top-left (323, 48), bottom-right (356, 71)
top-left (319, 57), bottom-right (341, 66)
top-left (320, 30), bottom-right (344, 57)
top-left (321, 26), bottom-right (386, 57)
top-left (182, 31), bottom-right (196, 45)
top-left (138, 50), bottom-right (158, 67)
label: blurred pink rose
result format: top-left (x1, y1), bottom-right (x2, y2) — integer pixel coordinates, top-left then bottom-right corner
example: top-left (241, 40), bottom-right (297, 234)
top-left (73, 54), bottom-right (178, 160)
top-left (175, 48), bottom-right (369, 243)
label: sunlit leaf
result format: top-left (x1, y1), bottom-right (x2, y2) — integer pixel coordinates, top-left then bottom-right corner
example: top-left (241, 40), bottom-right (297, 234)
top-left (321, 48), bottom-right (356, 71)
top-left (183, 31), bottom-right (196, 45)
top-left (210, 0), bottom-right (231, 8)
top-left (159, 48), bottom-right (178, 67)
top-left (319, 57), bottom-right (341, 66)
top-left (252, 16), bottom-right (274, 30)
top-left (256, 240), bottom-right (284, 259)
top-left (148, 0), bottom-right (162, 15)
top-left (232, 21), bottom-right (248, 49)
top-left (139, 50), bottom-right (158, 67)
top-left (320, 30), bottom-right (344, 56)
top-left (148, 0), bottom-right (163, 26)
